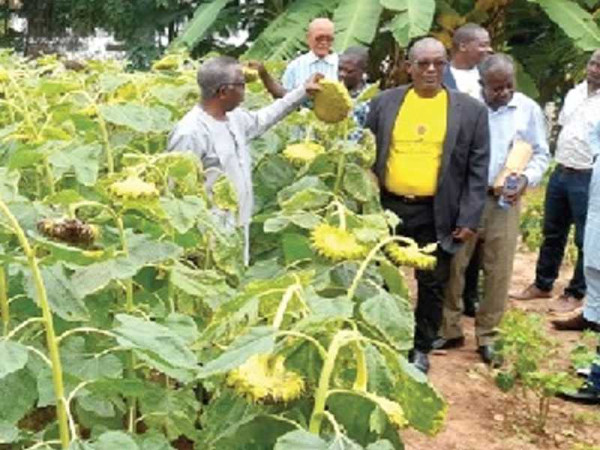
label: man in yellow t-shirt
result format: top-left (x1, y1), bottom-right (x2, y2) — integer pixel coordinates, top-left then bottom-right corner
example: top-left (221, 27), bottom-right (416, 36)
top-left (366, 37), bottom-right (490, 374)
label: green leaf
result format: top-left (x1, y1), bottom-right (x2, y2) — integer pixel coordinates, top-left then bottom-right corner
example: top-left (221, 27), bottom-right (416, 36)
top-left (0, 168), bottom-right (23, 202)
top-left (199, 326), bottom-right (276, 378)
top-left (274, 430), bottom-right (328, 450)
top-left (278, 176), bottom-right (331, 211)
top-left (333, 0), bottom-right (384, 51)
top-left (99, 103), bottom-right (172, 133)
top-left (366, 440), bottom-right (395, 450)
top-left (264, 211), bottom-right (321, 233)
top-left (150, 84), bottom-right (197, 107)
top-left (0, 341), bottom-right (29, 380)
top-left (381, 0), bottom-right (436, 46)
top-left (160, 195), bottom-right (207, 233)
top-left (98, 74), bottom-right (131, 93)
top-left (343, 163), bottom-right (376, 203)
top-left (282, 232), bottom-right (314, 265)
top-left (94, 431), bottom-right (139, 450)
top-left (61, 337), bottom-right (123, 380)
top-left (0, 369), bottom-right (37, 424)
top-left (531, 0), bottom-right (600, 51)
top-left (212, 175), bottom-right (239, 212)
top-left (113, 314), bottom-right (198, 382)
top-left (139, 386), bottom-right (199, 441)
top-left (377, 260), bottom-right (409, 298)
top-left (170, 262), bottom-right (234, 311)
top-left (163, 312), bottom-right (200, 345)
top-left (78, 394), bottom-right (116, 418)
top-left (25, 263), bottom-right (90, 321)
top-left (514, 58), bottom-right (540, 100)
top-left (359, 291), bottom-right (413, 351)
top-left (0, 421), bottom-right (19, 444)
top-left (48, 143), bottom-right (102, 186)
top-left (138, 431), bottom-right (176, 450)
top-left (170, 0), bottom-right (232, 50)
top-left (72, 235), bottom-right (181, 298)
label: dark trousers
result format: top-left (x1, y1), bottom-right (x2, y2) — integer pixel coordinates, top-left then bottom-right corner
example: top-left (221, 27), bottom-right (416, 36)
top-left (382, 193), bottom-right (452, 353)
top-left (463, 241), bottom-right (481, 307)
top-left (535, 166), bottom-right (591, 299)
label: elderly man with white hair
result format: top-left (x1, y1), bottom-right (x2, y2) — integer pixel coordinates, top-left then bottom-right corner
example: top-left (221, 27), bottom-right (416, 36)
top-left (256, 18), bottom-right (338, 99)
top-left (167, 56), bottom-right (322, 264)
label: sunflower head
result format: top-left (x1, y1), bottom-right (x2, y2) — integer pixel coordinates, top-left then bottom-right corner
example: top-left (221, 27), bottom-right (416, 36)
top-left (243, 67), bottom-right (259, 83)
top-left (313, 80), bottom-right (353, 123)
top-left (109, 176), bottom-right (159, 200)
top-left (385, 240), bottom-right (437, 270)
top-left (282, 142), bottom-right (325, 166)
top-left (311, 223), bottom-right (367, 261)
top-left (227, 353), bottom-right (304, 403)
top-left (37, 218), bottom-right (99, 246)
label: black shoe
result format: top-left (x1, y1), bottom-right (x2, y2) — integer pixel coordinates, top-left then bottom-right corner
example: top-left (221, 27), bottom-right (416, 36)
top-left (432, 336), bottom-right (466, 350)
top-left (478, 345), bottom-right (501, 367)
top-left (411, 350), bottom-right (430, 374)
top-left (558, 383), bottom-right (600, 405)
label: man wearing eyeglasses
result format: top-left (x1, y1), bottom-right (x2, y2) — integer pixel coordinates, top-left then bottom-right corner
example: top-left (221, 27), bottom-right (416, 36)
top-left (257, 18), bottom-right (338, 99)
top-left (366, 37), bottom-right (490, 374)
top-left (167, 56), bottom-right (322, 264)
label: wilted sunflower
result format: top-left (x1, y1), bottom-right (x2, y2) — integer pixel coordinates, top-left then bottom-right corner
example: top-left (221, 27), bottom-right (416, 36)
top-left (37, 218), bottom-right (99, 246)
top-left (243, 67), bottom-right (259, 83)
top-left (385, 239), bottom-right (437, 270)
top-left (109, 176), bottom-right (159, 200)
top-left (313, 80), bottom-right (353, 123)
top-left (311, 223), bottom-right (367, 261)
top-left (282, 142), bottom-right (325, 166)
top-left (227, 353), bottom-right (304, 403)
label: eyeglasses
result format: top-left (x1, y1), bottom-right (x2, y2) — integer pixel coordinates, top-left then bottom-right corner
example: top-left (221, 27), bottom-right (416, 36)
top-left (412, 60), bottom-right (447, 70)
top-left (314, 35), bottom-right (334, 43)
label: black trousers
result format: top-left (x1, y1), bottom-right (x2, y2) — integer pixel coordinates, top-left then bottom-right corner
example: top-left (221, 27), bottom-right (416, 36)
top-left (382, 193), bottom-right (452, 353)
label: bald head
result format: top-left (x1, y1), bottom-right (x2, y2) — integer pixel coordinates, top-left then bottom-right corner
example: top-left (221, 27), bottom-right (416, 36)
top-left (307, 18), bottom-right (335, 58)
top-left (408, 37), bottom-right (447, 62)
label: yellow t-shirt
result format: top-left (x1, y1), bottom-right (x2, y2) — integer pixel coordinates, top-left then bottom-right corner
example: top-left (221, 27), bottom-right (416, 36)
top-left (384, 89), bottom-right (448, 196)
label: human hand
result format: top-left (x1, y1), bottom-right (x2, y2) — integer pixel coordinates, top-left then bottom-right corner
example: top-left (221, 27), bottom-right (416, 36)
top-left (503, 174), bottom-right (528, 205)
top-left (452, 227), bottom-right (477, 243)
top-left (245, 60), bottom-right (267, 77)
top-left (304, 73), bottom-right (324, 97)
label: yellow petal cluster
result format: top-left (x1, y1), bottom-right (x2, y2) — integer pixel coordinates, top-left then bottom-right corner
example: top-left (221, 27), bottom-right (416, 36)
top-left (385, 240), bottom-right (437, 270)
top-left (243, 67), bottom-right (259, 83)
top-left (37, 218), bottom-right (99, 245)
top-left (227, 353), bottom-right (304, 403)
top-left (311, 223), bottom-right (367, 261)
top-left (109, 176), bottom-right (159, 200)
top-left (313, 80), bottom-right (353, 124)
top-left (282, 142), bottom-right (325, 166)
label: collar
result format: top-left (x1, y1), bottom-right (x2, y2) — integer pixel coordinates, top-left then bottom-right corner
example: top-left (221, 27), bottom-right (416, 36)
top-left (307, 51), bottom-right (337, 65)
top-left (487, 94), bottom-right (518, 113)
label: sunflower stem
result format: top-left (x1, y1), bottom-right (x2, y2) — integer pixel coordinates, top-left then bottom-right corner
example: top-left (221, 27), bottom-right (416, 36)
top-left (352, 341), bottom-right (368, 392)
top-left (0, 265), bottom-right (9, 336)
top-left (0, 198), bottom-right (70, 449)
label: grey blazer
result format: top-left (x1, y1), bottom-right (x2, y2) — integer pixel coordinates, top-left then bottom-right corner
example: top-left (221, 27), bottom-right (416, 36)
top-left (366, 85), bottom-right (490, 254)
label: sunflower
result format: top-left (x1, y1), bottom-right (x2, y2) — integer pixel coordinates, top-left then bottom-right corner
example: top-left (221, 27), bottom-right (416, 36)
top-left (227, 353), bottom-right (304, 403)
top-left (243, 67), bottom-right (259, 83)
top-left (311, 223), bottom-right (367, 261)
top-left (282, 142), bottom-right (325, 166)
top-left (37, 218), bottom-right (99, 246)
top-left (313, 80), bottom-right (353, 124)
top-left (109, 176), bottom-right (159, 200)
top-left (385, 239), bottom-right (437, 270)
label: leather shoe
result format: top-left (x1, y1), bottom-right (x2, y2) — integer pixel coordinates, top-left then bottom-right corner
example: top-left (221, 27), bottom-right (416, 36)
top-left (410, 350), bottom-right (430, 374)
top-left (551, 312), bottom-right (600, 332)
top-left (509, 283), bottom-right (552, 300)
top-left (548, 294), bottom-right (582, 314)
top-left (558, 382), bottom-right (600, 405)
top-left (432, 336), bottom-right (465, 350)
top-left (478, 345), bottom-right (501, 367)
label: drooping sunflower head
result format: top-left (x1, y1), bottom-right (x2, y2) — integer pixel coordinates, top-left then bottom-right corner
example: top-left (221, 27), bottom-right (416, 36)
top-left (108, 176), bottom-right (159, 200)
top-left (37, 218), bottom-right (99, 246)
top-left (385, 239), bottom-right (437, 270)
top-left (227, 353), bottom-right (304, 403)
top-left (243, 67), bottom-right (259, 83)
top-left (313, 80), bottom-right (353, 124)
top-left (282, 142), bottom-right (325, 166)
top-left (311, 223), bottom-right (367, 261)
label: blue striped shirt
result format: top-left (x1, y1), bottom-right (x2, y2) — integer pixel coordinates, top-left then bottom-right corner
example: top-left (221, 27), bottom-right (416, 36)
top-left (487, 92), bottom-right (550, 187)
top-left (282, 51), bottom-right (339, 90)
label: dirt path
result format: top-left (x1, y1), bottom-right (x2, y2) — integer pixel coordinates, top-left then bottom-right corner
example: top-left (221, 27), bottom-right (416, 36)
top-left (402, 250), bottom-right (600, 450)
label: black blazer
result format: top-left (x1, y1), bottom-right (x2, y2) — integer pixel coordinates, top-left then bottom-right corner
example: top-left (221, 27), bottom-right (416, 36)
top-left (366, 85), bottom-right (490, 254)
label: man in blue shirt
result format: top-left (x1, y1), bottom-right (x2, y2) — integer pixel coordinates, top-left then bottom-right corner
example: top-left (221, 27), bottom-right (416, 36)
top-left (436, 54), bottom-right (550, 364)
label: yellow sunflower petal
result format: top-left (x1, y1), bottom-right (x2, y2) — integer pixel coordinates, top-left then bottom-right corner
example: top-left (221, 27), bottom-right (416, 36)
top-left (282, 142), bottom-right (325, 166)
top-left (109, 176), bottom-right (159, 200)
top-left (311, 223), bottom-right (367, 261)
top-left (385, 241), bottom-right (437, 270)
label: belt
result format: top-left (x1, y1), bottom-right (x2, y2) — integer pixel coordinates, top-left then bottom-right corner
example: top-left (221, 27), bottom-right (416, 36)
top-left (557, 163), bottom-right (592, 173)
top-left (391, 194), bottom-right (434, 204)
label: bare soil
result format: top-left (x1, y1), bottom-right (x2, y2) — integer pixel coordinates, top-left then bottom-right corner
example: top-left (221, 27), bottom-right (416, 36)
top-left (403, 249), bottom-right (600, 450)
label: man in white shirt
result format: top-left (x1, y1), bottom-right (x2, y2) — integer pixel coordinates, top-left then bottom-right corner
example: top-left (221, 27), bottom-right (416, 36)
top-left (257, 18), bottom-right (338, 99)
top-left (443, 23), bottom-right (492, 101)
top-left (167, 56), bottom-right (321, 264)
top-left (442, 23), bottom-right (492, 317)
top-left (511, 50), bottom-right (600, 313)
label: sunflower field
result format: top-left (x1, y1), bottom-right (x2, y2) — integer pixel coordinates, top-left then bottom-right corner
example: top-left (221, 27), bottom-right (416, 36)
top-left (0, 50), bottom-right (446, 450)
